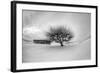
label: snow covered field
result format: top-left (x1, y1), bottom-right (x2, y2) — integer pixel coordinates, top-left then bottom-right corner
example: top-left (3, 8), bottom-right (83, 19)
top-left (22, 38), bottom-right (91, 63)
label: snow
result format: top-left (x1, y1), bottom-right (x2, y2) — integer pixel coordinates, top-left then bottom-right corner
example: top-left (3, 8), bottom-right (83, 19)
top-left (22, 39), bottom-right (91, 63)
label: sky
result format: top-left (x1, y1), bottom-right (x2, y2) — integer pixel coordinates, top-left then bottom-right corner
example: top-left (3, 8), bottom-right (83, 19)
top-left (22, 10), bottom-right (91, 42)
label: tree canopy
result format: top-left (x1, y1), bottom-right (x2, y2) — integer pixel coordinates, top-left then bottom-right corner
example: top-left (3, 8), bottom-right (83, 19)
top-left (46, 26), bottom-right (74, 46)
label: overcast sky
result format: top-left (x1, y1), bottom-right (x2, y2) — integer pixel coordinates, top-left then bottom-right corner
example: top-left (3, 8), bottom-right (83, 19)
top-left (22, 10), bottom-right (91, 41)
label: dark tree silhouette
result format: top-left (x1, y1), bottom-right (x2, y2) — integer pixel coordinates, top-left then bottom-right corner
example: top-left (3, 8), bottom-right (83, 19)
top-left (46, 26), bottom-right (74, 46)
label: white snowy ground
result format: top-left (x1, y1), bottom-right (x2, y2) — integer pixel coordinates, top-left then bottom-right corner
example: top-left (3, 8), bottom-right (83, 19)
top-left (22, 38), bottom-right (91, 63)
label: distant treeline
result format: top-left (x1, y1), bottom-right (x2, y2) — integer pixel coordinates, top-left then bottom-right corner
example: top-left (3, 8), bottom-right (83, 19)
top-left (33, 40), bottom-right (51, 44)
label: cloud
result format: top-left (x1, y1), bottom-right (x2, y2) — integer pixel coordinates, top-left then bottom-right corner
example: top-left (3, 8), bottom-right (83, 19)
top-left (23, 26), bottom-right (48, 40)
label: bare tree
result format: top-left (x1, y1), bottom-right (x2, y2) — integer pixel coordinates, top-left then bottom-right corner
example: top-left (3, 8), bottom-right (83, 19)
top-left (46, 26), bottom-right (74, 46)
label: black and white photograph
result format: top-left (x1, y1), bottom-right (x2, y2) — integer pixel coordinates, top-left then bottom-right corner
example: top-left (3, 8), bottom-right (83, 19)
top-left (11, 1), bottom-right (97, 72)
top-left (22, 10), bottom-right (91, 63)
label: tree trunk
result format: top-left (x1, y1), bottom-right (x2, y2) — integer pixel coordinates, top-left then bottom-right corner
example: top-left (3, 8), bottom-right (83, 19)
top-left (60, 42), bottom-right (63, 46)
